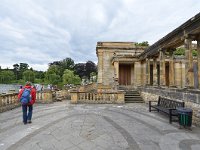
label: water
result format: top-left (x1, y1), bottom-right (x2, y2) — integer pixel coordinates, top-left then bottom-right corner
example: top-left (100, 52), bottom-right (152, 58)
top-left (0, 84), bottom-right (20, 94)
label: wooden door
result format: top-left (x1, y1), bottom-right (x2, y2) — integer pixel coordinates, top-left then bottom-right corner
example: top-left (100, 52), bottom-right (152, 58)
top-left (119, 64), bottom-right (131, 85)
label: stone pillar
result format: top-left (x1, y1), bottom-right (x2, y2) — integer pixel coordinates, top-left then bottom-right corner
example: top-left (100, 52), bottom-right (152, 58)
top-left (181, 62), bottom-right (185, 88)
top-left (114, 61), bottom-right (119, 80)
top-left (135, 62), bottom-right (142, 86)
top-left (146, 58), bottom-right (150, 85)
top-left (174, 62), bottom-right (182, 88)
top-left (70, 92), bottom-right (78, 104)
top-left (185, 38), bottom-right (194, 88)
top-left (142, 61), bottom-right (146, 86)
top-left (169, 50), bottom-right (175, 87)
top-left (153, 58), bottom-right (158, 86)
top-left (0, 96), bottom-right (2, 107)
top-left (159, 50), bottom-right (166, 86)
top-left (97, 51), bottom-right (103, 84)
top-left (197, 36), bottom-right (200, 89)
top-left (117, 92), bottom-right (125, 104)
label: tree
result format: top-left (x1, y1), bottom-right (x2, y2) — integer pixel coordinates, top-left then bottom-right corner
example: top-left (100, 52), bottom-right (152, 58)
top-left (13, 64), bottom-right (19, 80)
top-left (23, 70), bottom-right (35, 83)
top-left (135, 41), bottom-right (149, 46)
top-left (48, 73), bottom-right (60, 84)
top-left (74, 63), bottom-right (86, 78)
top-left (63, 69), bottom-right (81, 85)
top-left (60, 57), bottom-right (75, 71)
top-left (48, 57), bottom-right (75, 77)
top-left (85, 61), bottom-right (97, 79)
top-left (0, 70), bottom-right (15, 83)
top-left (34, 71), bottom-right (45, 80)
top-left (19, 63), bottom-right (29, 79)
top-left (45, 65), bottom-right (61, 84)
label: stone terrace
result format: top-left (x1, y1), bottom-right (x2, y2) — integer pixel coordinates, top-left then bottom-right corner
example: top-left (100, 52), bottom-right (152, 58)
top-left (0, 101), bottom-right (200, 150)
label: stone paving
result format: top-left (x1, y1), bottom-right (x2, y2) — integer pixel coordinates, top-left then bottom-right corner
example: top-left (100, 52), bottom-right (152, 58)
top-left (0, 101), bottom-right (200, 150)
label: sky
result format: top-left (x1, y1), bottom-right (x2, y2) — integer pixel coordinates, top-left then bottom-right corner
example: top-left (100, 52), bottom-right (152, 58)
top-left (0, 0), bottom-right (200, 71)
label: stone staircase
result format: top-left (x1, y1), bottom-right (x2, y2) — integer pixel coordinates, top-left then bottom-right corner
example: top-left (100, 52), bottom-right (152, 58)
top-left (124, 90), bottom-right (144, 103)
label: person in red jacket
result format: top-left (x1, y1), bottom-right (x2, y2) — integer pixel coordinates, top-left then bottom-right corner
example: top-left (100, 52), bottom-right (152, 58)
top-left (18, 81), bottom-right (36, 125)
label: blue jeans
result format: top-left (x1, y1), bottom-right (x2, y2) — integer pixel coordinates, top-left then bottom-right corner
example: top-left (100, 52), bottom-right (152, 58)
top-left (22, 105), bottom-right (33, 123)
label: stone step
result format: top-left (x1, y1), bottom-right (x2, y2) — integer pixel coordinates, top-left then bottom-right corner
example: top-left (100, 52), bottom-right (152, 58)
top-left (124, 90), bottom-right (143, 103)
top-left (125, 100), bottom-right (144, 103)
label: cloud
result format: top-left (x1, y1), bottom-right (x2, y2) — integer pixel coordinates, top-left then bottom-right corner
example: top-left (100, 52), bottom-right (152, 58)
top-left (0, 0), bottom-right (200, 71)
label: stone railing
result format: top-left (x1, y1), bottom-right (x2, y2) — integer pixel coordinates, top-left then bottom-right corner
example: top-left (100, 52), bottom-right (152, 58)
top-left (0, 93), bottom-right (19, 112)
top-left (0, 90), bottom-right (65, 113)
top-left (70, 91), bottom-right (125, 104)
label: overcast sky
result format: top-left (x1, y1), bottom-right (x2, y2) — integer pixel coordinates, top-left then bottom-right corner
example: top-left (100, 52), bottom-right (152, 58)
top-left (0, 0), bottom-right (200, 71)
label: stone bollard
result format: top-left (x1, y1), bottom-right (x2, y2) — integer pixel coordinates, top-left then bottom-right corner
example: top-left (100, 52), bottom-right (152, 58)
top-left (70, 92), bottom-right (78, 104)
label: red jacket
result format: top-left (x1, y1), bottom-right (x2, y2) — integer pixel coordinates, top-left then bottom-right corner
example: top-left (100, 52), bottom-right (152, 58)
top-left (18, 85), bottom-right (36, 105)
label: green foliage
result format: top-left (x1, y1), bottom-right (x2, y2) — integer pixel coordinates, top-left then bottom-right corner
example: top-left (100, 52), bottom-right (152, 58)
top-left (90, 72), bottom-right (97, 82)
top-left (135, 41), bottom-right (149, 46)
top-left (174, 48), bottom-right (185, 56)
top-left (0, 70), bottom-right (15, 83)
top-left (34, 79), bottom-right (43, 83)
top-left (63, 69), bottom-right (81, 85)
top-left (18, 63), bottom-right (29, 79)
top-left (174, 48), bottom-right (197, 56)
top-left (192, 50), bottom-right (197, 56)
top-left (47, 73), bottom-right (60, 84)
top-left (23, 70), bottom-right (35, 83)
top-left (45, 65), bottom-right (61, 84)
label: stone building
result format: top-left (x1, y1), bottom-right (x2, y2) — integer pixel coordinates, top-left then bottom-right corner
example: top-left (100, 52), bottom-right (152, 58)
top-left (96, 42), bottom-right (146, 90)
top-left (95, 12), bottom-right (200, 126)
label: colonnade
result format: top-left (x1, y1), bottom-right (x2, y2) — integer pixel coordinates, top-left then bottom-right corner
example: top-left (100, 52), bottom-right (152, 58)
top-left (145, 36), bottom-right (200, 89)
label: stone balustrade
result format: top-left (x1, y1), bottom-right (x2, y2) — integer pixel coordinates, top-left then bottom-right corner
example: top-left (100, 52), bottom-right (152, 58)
top-left (0, 90), bottom-right (69, 113)
top-left (0, 93), bottom-right (20, 113)
top-left (70, 91), bottom-right (125, 104)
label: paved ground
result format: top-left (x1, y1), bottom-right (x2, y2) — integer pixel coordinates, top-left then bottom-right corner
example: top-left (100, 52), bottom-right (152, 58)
top-left (0, 101), bottom-right (200, 150)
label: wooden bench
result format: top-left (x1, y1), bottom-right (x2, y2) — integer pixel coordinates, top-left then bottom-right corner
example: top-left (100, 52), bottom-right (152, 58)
top-left (149, 96), bottom-right (185, 123)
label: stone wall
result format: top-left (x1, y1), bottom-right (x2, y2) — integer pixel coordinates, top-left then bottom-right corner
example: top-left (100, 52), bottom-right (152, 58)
top-left (138, 86), bottom-right (200, 127)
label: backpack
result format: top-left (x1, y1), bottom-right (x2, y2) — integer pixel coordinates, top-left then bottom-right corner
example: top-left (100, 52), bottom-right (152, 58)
top-left (20, 88), bottom-right (32, 104)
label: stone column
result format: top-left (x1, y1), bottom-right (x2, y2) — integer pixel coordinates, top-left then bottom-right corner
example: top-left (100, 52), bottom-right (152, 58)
top-left (153, 58), bottom-right (158, 86)
top-left (159, 50), bottom-right (166, 86)
top-left (0, 96), bottom-right (2, 107)
top-left (114, 61), bottom-right (119, 80)
top-left (146, 58), bottom-right (150, 85)
top-left (197, 36), bottom-right (200, 89)
top-left (135, 62), bottom-right (142, 86)
top-left (185, 38), bottom-right (194, 88)
top-left (97, 51), bottom-right (103, 84)
top-left (142, 61), bottom-right (146, 86)
top-left (169, 50), bottom-right (175, 87)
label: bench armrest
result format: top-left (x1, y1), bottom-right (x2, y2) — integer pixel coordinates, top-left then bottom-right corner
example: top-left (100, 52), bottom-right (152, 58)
top-left (149, 101), bottom-right (158, 112)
